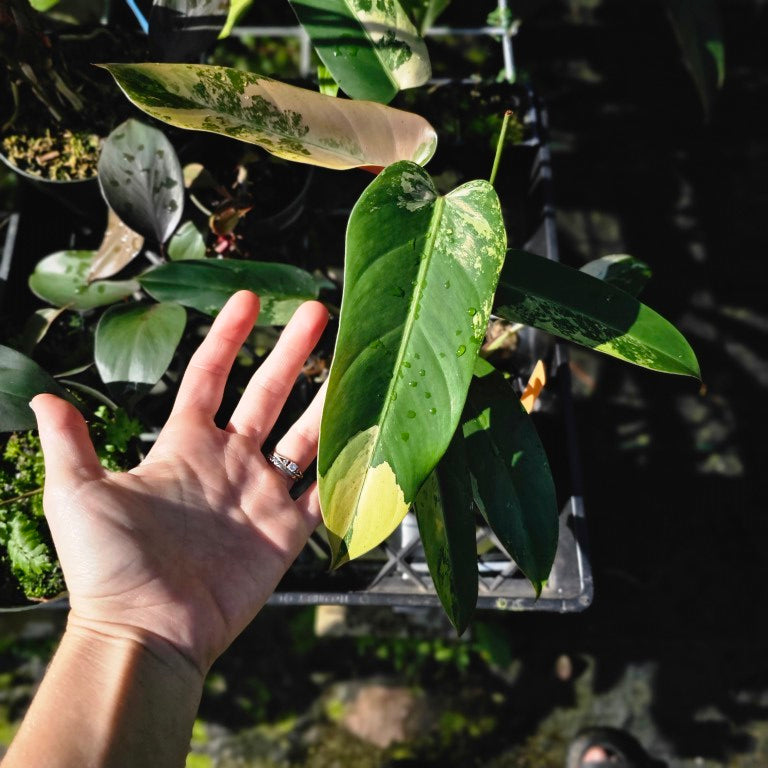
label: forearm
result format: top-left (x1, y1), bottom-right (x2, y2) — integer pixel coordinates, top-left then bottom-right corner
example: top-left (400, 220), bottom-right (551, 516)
top-left (3, 620), bottom-right (204, 768)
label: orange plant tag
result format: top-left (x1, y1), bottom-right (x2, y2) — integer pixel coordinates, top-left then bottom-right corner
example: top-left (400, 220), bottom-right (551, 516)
top-left (520, 360), bottom-right (546, 414)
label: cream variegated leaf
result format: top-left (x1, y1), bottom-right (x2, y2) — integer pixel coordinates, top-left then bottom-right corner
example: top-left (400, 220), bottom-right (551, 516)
top-left (318, 161), bottom-right (507, 566)
top-left (289, 0), bottom-right (431, 103)
top-left (102, 63), bottom-right (437, 171)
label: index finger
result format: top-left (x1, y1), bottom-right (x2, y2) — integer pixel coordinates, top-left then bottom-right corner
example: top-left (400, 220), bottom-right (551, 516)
top-left (171, 291), bottom-right (260, 418)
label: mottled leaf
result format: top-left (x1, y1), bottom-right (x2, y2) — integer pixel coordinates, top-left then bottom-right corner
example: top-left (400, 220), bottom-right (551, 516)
top-left (462, 358), bottom-right (558, 595)
top-left (289, 0), bottom-right (431, 103)
top-left (95, 302), bottom-right (187, 388)
top-left (0, 346), bottom-right (70, 432)
top-left (168, 220), bottom-right (207, 260)
top-left (98, 118), bottom-right (184, 243)
top-left (29, 251), bottom-right (139, 311)
top-left (580, 254), bottom-right (651, 297)
top-left (414, 429), bottom-right (478, 634)
top-left (101, 63), bottom-right (437, 171)
top-left (139, 259), bottom-right (319, 325)
top-left (318, 161), bottom-right (507, 566)
top-left (494, 249), bottom-right (700, 378)
top-left (88, 209), bottom-right (145, 282)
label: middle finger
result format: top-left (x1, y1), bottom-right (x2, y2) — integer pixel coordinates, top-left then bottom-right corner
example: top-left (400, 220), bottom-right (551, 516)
top-left (227, 301), bottom-right (328, 443)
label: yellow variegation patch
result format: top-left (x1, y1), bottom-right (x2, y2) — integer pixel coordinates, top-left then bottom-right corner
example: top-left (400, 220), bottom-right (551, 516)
top-left (319, 426), bottom-right (409, 566)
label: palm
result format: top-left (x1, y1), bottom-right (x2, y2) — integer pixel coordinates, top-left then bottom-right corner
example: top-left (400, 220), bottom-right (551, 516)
top-left (33, 293), bottom-right (328, 672)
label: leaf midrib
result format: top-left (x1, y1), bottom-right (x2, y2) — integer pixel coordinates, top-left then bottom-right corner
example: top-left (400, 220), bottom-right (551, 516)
top-left (351, 194), bottom-right (446, 512)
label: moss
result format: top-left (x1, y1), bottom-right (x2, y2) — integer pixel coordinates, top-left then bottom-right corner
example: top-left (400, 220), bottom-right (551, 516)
top-left (185, 753), bottom-right (213, 768)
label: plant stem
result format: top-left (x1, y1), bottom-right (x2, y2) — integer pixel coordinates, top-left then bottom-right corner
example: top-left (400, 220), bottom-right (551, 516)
top-left (489, 110), bottom-right (514, 188)
top-left (0, 488), bottom-right (43, 507)
top-left (480, 323), bottom-right (524, 357)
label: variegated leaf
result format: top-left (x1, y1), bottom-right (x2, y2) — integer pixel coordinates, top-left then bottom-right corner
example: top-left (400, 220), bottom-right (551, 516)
top-left (101, 63), bottom-right (437, 171)
top-left (318, 161), bottom-right (507, 566)
top-left (289, 0), bottom-right (431, 103)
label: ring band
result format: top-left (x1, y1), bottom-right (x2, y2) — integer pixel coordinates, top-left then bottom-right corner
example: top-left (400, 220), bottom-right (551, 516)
top-left (266, 452), bottom-right (304, 482)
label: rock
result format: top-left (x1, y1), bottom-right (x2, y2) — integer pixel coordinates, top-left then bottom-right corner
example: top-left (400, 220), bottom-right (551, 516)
top-left (336, 682), bottom-right (431, 749)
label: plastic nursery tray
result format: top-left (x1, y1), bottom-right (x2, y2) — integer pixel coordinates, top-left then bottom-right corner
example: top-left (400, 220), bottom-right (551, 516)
top-left (269, 86), bottom-right (593, 614)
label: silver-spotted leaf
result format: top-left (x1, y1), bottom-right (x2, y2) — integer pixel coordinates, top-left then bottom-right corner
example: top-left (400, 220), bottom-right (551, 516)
top-left (139, 259), bottom-right (319, 325)
top-left (288, 0), bottom-right (431, 103)
top-left (101, 63), bottom-right (437, 171)
top-left (463, 358), bottom-right (558, 596)
top-left (318, 160), bottom-right (507, 566)
top-left (98, 119), bottom-right (184, 243)
top-left (29, 251), bottom-right (139, 311)
top-left (494, 249), bottom-right (700, 378)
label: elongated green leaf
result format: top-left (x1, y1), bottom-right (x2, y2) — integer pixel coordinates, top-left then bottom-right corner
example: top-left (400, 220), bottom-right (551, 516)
top-left (318, 160), bottom-right (507, 566)
top-left (462, 358), bottom-right (558, 595)
top-left (101, 64), bottom-right (437, 171)
top-left (289, 0), bottom-right (430, 103)
top-left (139, 259), bottom-right (319, 325)
top-left (168, 221), bottom-right (207, 260)
top-left (95, 302), bottom-right (187, 388)
top-left (666, 0), bottom-right (724, 117)
top-left (580, 254), bottom-right (651, 297)
top-left (494, 249), bottom-right (700, 378)
top-left (413, 430), bottom-right (477, 634)
top-left (29, 251), bottom-right (139, 311)
top-left (98, 119), bottom-right (184, 244)
top-left (0, 346), bottom-right (70, 431)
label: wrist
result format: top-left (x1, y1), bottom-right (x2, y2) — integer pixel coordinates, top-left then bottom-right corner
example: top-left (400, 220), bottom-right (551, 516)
top-left (4, 616), bottom-right (204, 768)
top-left (65, 612), bottom-right (207, 684)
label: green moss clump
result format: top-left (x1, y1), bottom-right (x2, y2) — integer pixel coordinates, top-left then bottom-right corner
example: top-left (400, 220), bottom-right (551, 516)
top-left (0, 432), bottom-right (63, 602)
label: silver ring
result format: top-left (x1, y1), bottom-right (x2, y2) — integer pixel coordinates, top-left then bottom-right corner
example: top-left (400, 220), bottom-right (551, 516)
top-left (266, 452), bottom-right (304, 482)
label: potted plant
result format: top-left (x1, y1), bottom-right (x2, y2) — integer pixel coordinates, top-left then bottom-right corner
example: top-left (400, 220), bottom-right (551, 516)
top-left (1, 0), bottom-right (701, 633)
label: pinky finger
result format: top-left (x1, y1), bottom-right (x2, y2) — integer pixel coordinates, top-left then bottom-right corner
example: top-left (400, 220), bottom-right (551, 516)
top-left (295, 482), bottom-right (322, 531)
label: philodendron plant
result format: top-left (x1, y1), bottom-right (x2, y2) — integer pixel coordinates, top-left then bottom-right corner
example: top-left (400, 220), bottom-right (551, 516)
top-left (0, 0), bottom-right (700, 628)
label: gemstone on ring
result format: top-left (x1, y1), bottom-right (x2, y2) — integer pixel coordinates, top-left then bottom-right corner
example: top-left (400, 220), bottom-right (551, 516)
top-left (266, 451), bottom-right (304, 481)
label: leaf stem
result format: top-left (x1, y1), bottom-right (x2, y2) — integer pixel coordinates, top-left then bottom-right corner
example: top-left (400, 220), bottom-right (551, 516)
top-left (0, 488), bottom-right (43, 508)
top-left (489, 110), bottom-right (514, 188)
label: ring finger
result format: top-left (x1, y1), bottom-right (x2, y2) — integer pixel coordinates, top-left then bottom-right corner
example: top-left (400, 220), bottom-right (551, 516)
top-left (266, 380), bottom-right (327, 486)
top-left (227, 301), bottom-right (328, 443)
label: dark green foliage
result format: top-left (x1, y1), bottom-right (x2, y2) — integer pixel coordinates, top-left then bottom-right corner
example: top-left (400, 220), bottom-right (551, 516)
top-left (0, 432), bottom-right (62, 601)
top-left (0, 408), bottom-right (143, 603)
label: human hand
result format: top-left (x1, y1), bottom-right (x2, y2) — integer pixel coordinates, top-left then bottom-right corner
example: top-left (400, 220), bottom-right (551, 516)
top-left (30, 291), bottom-right (328, 675)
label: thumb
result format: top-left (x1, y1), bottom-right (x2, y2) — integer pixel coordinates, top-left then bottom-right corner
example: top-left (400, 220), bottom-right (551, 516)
top-left (29, 394), bottom-right (104, 488)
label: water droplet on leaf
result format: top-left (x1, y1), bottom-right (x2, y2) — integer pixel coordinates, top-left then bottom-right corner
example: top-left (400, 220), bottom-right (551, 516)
top-left (456, 345), bottom-right (466, 357)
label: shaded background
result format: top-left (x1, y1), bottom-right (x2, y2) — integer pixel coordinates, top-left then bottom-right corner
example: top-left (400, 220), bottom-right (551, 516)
top-left (2, 0), bottom-right (768, 765)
